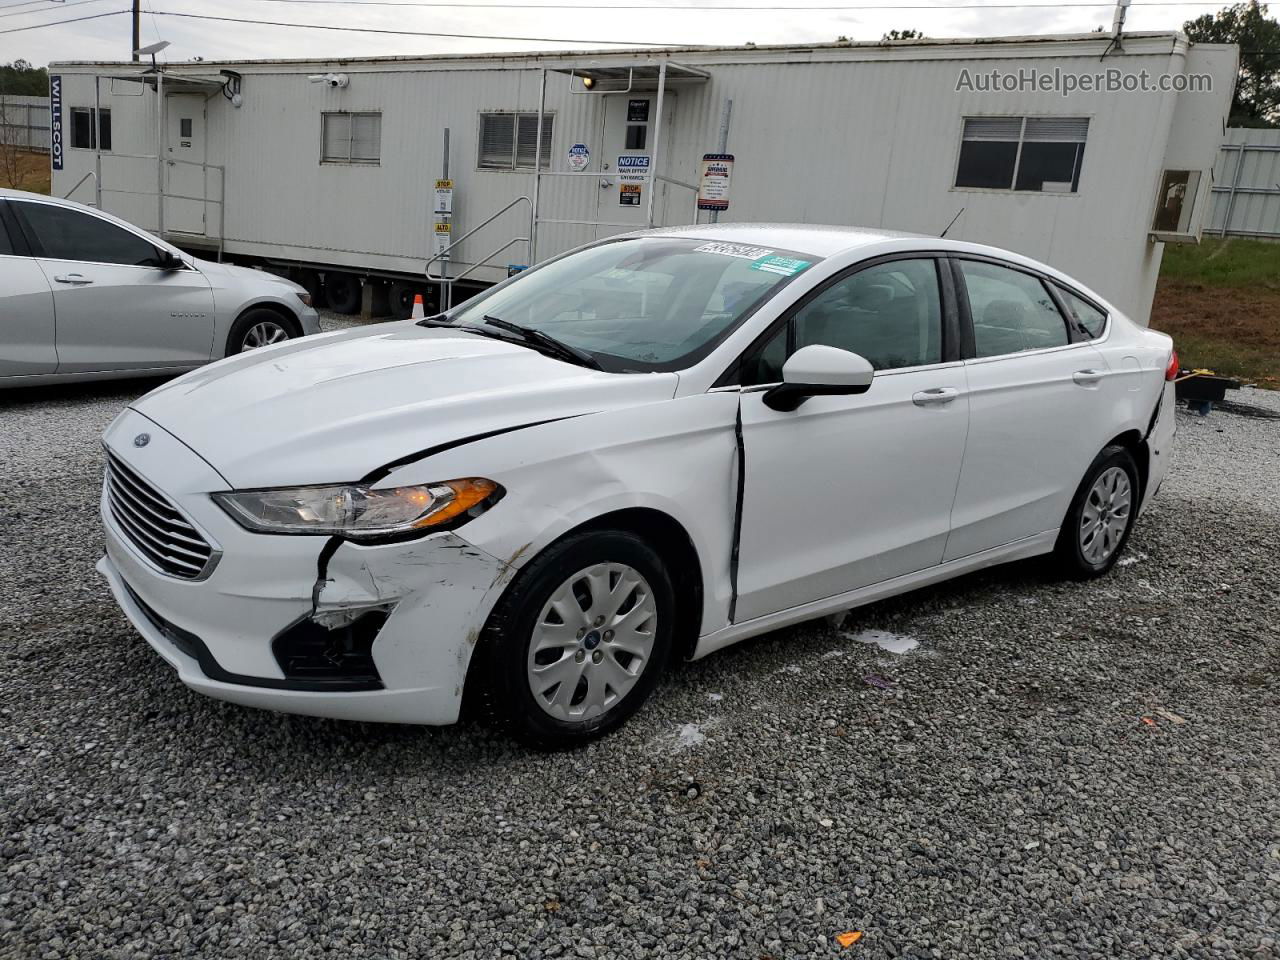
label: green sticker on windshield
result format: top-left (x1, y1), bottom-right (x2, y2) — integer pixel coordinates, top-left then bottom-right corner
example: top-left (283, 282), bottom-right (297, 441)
top-left (751, 255), bottom-right (811, 277)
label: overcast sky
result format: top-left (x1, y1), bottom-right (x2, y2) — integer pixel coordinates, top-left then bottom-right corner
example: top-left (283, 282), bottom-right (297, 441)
top-left (7, 0), bottom-right (1222, 68)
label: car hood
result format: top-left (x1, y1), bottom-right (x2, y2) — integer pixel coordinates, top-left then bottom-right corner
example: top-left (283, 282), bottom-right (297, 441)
top-left (130, 322), bottom-right (679, 488)
top-left (192, 257), bottom-right (308, 296)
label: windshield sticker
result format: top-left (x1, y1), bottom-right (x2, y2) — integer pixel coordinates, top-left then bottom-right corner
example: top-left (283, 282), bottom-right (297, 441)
top-left (751, 255), bottom-right (812, 276)
top-left (694, 241), bottom-right (774, 260)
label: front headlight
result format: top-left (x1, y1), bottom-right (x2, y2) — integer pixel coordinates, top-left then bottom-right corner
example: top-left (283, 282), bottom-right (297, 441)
top-left (212, 478), bottom-right (501, 540)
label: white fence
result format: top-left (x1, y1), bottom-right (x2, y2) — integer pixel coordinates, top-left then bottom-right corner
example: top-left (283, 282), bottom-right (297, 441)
top-left (0, 94), bottom-right (51, 152)
top-left (1208, 127), bottom-right (1280, 240)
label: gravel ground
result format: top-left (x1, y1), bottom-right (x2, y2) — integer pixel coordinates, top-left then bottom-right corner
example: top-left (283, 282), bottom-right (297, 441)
top-left (2, 334), bottom-right (1279, 959)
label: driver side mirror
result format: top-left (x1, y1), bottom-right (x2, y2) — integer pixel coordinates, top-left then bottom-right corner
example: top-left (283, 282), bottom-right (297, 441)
top-left (762, 344), bottom-right (875, 412)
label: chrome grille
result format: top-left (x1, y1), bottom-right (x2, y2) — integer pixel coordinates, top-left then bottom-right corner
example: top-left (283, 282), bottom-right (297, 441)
top-left (104, 452), bottom-right (215, 580)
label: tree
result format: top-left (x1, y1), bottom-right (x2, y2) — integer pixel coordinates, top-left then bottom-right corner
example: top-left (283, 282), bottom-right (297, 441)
top-left (0, 60), bottom-right (50, 98)
top-left (882, 29), bottom-right (925, 41)
top-left (1184, 1), bottom-right (1280, 126)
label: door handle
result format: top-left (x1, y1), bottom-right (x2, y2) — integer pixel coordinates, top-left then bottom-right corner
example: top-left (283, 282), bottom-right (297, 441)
top-left (1072, 368), bottom-right (1105, 385)
top-left (54, 274), bottom-right (93, 285)
top-left (912, 387), bottom-right (960, 407)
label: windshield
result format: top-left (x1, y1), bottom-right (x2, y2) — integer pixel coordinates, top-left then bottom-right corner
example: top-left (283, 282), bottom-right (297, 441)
top-left (447, 237), bottom-right (820, 372)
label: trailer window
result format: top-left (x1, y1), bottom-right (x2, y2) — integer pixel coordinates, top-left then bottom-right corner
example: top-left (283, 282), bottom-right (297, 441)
top-left (322, 112), bottom-right (381, 165)
top-left (69, 107), bottom-right (110, 151)
top-left (478, 113), bottom-right (554, 170)
top-left (955, 117), bottom-right (1087, 193)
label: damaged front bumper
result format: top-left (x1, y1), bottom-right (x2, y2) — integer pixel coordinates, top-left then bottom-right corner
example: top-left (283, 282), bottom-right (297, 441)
top-left (98, 410), bottom-right (511, 725)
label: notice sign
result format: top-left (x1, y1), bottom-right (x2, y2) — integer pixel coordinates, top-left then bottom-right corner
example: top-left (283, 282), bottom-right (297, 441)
top-left (49, 75), bottom-right (63, 171)
top-left (433, 220), bottom-right (451, 256)
top-left (697, 153), bottom-right (734, 211)
top-left (567, 143), bottom-right (590, 171)
top-left (617, 155), bottom-right (650, 182)
top-left (434, 179), bottom-right (453, 214)
top-left (619, 183), bottom-right (642, 206)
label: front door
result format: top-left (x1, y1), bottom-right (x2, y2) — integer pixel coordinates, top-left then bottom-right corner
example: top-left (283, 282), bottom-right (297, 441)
top-left (733, 256), bottom-right (969, 623)
top-left (595, 93), bottom-right (676, 238)
top-left (943, 256), bottom-right (1111, 560)
top-left (10, 199), bottom-right (215, 373)
top-left (165, 94), bottom-right (207, 235)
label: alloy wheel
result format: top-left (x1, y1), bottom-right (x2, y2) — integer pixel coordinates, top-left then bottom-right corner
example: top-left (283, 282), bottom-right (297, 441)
top-left (241, 321), bottom-right (290, 351)
top-left (1079, 466), bottom-right (1132, 564)
top-left (526, 562), bottom-right (657, 722)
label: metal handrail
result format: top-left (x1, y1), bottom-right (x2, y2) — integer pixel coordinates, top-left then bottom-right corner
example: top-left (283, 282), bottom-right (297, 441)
top-left (61, 171), bottom-right (98, 204)
top-left (426, 195), bottom-right (532, 309)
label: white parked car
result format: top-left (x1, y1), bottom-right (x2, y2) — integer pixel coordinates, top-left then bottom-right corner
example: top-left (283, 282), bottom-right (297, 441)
top-left (97, 225), bottom-right (1177, 747)
top-left (1, 188), bottom-right (320, 386)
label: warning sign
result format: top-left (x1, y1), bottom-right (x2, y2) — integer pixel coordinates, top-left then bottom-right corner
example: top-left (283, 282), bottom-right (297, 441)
top-left (697, 153), bottom-right (734, 211)
top-left (619, 183), bottom-right (642, 206)
top-left (433, 220), bottom-right (451, 256)
top-left (434, 179), bottom-right (453, 214)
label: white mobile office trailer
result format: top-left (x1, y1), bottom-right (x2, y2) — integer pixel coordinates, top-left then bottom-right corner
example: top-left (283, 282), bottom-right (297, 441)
top-left (49, 32), bottom-right (1235, 322)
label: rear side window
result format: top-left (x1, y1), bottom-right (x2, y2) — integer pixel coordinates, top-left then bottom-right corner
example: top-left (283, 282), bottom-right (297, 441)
top-left (958, 260), bottom-right (1069, 358)
top-left (13, 202), bottom-right (162, 267)
top-left (1057, 286), bottom-right (1107, 338)
top-left (0, 206), bottom-right (14, 256)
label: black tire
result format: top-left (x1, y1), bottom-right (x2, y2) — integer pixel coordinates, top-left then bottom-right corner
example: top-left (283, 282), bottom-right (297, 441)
top-left (324, 272), bottom-right (361, 315)
top-left (1053, 444), bottom-right (1140, 579)
top-left (294, 268), bottom-right (325, 309)
top-left (225, 308), bottom-right (300, 356)
top-left (474, 530), bottom-right (676, 749)
top-left (388, 280), bottom-right (430, 320)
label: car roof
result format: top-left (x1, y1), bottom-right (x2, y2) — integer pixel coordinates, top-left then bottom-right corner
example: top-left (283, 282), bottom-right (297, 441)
top-left (633, 222), bottom-right (926, 259)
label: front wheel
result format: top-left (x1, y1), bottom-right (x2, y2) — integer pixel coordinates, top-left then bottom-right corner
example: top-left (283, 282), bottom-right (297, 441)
top-left (1054, 444), bottom-right (1140, 579)
top-left (226, 309), bottom-right (299, 356)
top-left (475, 530), bottom-right (675, 749)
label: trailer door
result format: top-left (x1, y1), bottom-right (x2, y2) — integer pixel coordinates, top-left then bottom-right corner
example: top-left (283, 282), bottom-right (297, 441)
top-left (165, 94), bottom-right (208, 236)
top-left (596, 93), bottom-right (677, 239)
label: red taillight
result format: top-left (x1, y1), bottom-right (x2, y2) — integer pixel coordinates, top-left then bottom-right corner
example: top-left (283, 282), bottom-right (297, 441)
top-left (1165, 349), bottom-right (1179, 381)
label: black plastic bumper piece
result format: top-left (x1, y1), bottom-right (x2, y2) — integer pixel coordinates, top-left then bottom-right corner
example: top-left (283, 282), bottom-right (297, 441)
top-left (271, 612), bottom-right (387, 686)
top-left (122, 579), bottom-right (384, 692)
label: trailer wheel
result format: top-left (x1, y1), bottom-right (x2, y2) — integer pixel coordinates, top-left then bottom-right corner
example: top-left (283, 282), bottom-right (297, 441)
top-left (388, 280), bottom-right (430, 320)
top-left (295, 269), bottom-right (325, 309)
top-left (324, 272), bottom-right (361, 315)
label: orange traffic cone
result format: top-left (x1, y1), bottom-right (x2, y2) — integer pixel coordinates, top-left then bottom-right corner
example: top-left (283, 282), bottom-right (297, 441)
top-left (411, 293), bottom-right (426, 320)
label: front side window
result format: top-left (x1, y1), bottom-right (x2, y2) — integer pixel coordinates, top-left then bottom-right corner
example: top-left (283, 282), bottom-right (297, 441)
top-left (742, 258), bottom-right (944, 384)
top-left (14, 202), bottom-right (163, 266)
top-left (449, 237), bottom-right (817, 372)
top-left (69, 107), bottom-right (111, 151)
top-left (1057, 286), bottom-right (1107, 338)
top-left (955, 117), bottom-right (1088, 193)
top-left (478, 113), bottom-right (553, 170)
top-left (322, 112), bottom-right (381, 164)
top-left (959, 260), bottom-right (1069, 357)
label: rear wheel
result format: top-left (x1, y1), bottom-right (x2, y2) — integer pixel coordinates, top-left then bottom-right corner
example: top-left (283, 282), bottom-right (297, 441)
top-left (1054, 445), bottom-right (1140, 579)
top-left (475, 530), bottom-right (675, 748)
top-left (226, 308), bottom-right (299, 356)
top-left (324, 272), bottom-right (361, 314)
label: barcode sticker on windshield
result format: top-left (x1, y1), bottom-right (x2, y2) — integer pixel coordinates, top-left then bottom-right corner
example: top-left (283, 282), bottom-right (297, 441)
top-left (694, 241), bottom-right (774, 260)
top-left (751, 255), bottom-right (811, 276)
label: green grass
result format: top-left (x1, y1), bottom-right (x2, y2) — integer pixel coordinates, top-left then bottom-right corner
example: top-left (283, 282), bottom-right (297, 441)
top-left (1159, 236), bottom-right (1280, 290)
top-left (1152, 236), bottom-right (1280, 388)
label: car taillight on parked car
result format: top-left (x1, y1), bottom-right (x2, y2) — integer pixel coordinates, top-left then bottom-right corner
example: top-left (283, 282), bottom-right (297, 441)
top-left (1165, 349), bottom-right (1179, 381)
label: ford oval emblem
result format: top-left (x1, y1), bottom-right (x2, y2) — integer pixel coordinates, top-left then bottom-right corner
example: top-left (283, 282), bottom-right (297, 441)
top-left (133, 433), bottom-right (151, 448)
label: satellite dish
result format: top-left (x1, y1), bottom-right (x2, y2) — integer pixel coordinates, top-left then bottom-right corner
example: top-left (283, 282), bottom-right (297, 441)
top-left (133, 39), bottom-right (171, 71)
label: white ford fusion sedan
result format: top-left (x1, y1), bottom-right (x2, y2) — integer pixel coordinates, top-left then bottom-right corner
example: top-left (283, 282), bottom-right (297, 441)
top-left (97, 224), bottom-right (1177, 747)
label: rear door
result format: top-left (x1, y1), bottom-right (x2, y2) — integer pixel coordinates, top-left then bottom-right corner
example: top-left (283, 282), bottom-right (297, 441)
top-left (9, 199), bottom-right (215, 373)
top-left (165, 94), bottom-right (208, 236)
top-left (0, 200), bottom-right (57, 377)
top-left (595, 93), bottom-right (677, 238)
top-left (943, 256), bottom-right (1111, 560)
